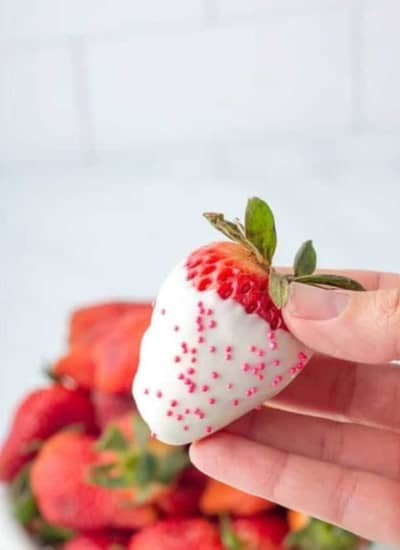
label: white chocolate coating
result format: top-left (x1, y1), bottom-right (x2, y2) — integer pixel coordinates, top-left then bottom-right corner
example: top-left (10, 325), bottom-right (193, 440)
top-left (133, 264), bottom-right (311, 445)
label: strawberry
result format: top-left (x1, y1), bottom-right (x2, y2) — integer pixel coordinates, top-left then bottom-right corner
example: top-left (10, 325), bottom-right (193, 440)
top-left (69, 302), bottom-right (151, 347)
top-left (92, 391), bottom-right (136, 430)
top-left (64, 532), bottom-right (129, 550)
top-left (156, 467), bottom-right (206, 517)
top-left (53, 346), bottom-right (97, 390)
top-left (93, 309), bottom-right (152, 394)
top-left (221, 515), bottom-right (289, 550)
top-left (31, 431), bottom-right (157, 530)
top-left (128, 518), bottom-right (224, 550)
top-left (200, 478), bottom-right (274, 517)
top-left (54, 302), bottom-right (152, 391)
top-left (0, 385), bottom-right (96, 481)
top-left (133, 197), bottom-right (364, 444)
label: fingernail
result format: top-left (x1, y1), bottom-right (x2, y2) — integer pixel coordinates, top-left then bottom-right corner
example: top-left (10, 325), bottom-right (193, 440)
top-left (285, 283), bottom-right (350, 320)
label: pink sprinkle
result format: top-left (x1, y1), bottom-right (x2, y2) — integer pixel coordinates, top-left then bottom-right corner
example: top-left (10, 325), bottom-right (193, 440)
top-left (298, 351), bottom-right (308, 361)
top-left (196, 316), bottom-right (203, 324)
top-left (198, 411), bottom-right (205, 419)
top-left (185, 408), bottom-right (191, 414)
top-left (156, 390), bottom-right (162, 398)
top-left (161, 308), bottom-right (166, 315)
top-left (188, 384), bottom-right (196, 393)
top-left (209, 345), bottom-right (216, 353)
top-left (269, 341), bottom-right (278, 350)
top-left (252, 367), bottom-right (259, 375)
top-left (194, 407), bottom-right (201, 415)
top-left (191, 357), bottom-right (197, 363)
top-left (208, 320), bottom-right (217, 329)
top-left (226, 345), bottom-right (232, 352)
top-left (184, 378), bottom-right (191, 385)
top-left (257, 374), bottom-right (264, 381)
top-left (250, 344), bottom-right (257, 352)
top-left (272, 359), bottom-right (281, 367)
top-left (242, 363), bottom-right (250, 372)
top-left (227, 383), bottom-right (234, 390)
top-left (183, 425), bottom-right (189, 431)
top-left (198, 336), bottom-right (205, 344)
top-left (170, 399), bottom-right (178, 407)
top-left (289, 367), bottom-right (297, 375)
top-left (297, 363), bottom-right (305, 371)
top-left (166, 410), bottom-right (173, 417)
top-left (144, 388), bottom-right (149, 395)
top-left (232, 399), bottom-right (240, 406)
top-left (258, 362), bottom-right (266, 370)
top-left (246, 389), bottom-right (252, 397)
top-left (206, 426), bottom-right (213, 434)
top-left (197, 326), bottom-right (204, 333)
top-left (255, 405), bottom-right (263, 411)
top-left (174, 355), bottom-right (181, 363)
top-left (181, 341), bottom-right (188, 348)
top-left (177, 373), bottom-right (184, 380)
top-left (197, 301), bottom-right (204, 308)
top-left (225, 353), bottom-right (232, 361)
top-left (251, 386), bottom-right (258, 394)
top-left (202, 384), bottom-right (209, 392)
top-left (177, 414), bottom-right (183, 421)
top-left (206, 308), bottom-right (213, 316)
top-left (211, 371), bottom-right (219, 379)
top-left (272, 375), bottom-right (283, 386)
top-left (151, 432), bottom-right (157, 438)
top-left (268, 331), bottom-right (275, 340)
top-left (187, 367), bottom-right (196, 375)
top-left (173, 325), bottom-right (180, 332)
top-left (191, 348), bottom-right (197, 354)
top-left (209, 397), bottom-right (216, 404)
top-left (257, 349), bottom-right (265, 357)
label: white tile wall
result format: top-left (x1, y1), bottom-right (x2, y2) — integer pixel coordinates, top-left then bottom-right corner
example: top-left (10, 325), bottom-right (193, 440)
top-left (0, 44), bottom-right (81, 163)
top-left (0, 0), bottom-right (205, 38)
top-left (0, 0), bottom-right (399, 166)
top-left (89, 10), bottom-right (351, 148)
top-left (364, 0), bottom-right (400, 129)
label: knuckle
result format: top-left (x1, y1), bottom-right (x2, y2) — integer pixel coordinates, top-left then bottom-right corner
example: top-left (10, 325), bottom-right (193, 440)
top-left (374, 288), bottom-right (400, 325)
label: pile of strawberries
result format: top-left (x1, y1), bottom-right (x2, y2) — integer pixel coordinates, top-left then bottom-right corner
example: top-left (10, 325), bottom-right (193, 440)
top-left (0, 302), bottom-right (362, 549)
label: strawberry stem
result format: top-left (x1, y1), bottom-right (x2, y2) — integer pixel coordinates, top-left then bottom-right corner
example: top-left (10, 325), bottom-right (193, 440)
top-left (203, 197), bottom-right (365, 310)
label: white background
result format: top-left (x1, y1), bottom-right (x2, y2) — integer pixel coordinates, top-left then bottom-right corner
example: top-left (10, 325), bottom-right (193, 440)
top-left (1, 1), bottom-right (399, 549)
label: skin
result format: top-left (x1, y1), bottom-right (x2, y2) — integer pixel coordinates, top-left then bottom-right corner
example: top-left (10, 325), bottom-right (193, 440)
top-left (190, 270), bottom-right (400, 545)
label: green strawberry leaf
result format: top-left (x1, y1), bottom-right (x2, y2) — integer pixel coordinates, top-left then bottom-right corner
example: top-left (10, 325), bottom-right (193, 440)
top-left (135, 452), bottom-right (158, 487)
top-left (203, 213), bottom-right (248, 245)
top-left (294, 240), bottom-right (317, 277)
top-left (156, 448), bottom-right (191, 485)
top-left (133, 414), bottom-right (151, 450)
top-left (245, 197), bottom-right (277, 264)
top-left (34, 519), bottom-right (75, 545)
top-left (285, 518), bottom-right (362, 550)
top-left (96, 426), bottom-right (129, 452)
top-left (294, 274), bottom-right (365, 291)
top-left (268, 269), bottom-right (290, 309)
top-left (220, 515), bottom-right (243, 550)
top-left (10, 465), bottom-right (39, 525)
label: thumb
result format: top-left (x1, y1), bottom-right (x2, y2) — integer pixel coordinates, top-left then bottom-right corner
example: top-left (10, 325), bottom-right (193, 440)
top-left (283, 282), bottom-right (400, 364)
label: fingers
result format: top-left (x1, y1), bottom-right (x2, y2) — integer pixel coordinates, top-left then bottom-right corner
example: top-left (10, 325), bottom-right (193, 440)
top-left (283, 274), bottom-right (400, 363)
top-left (226, 407), bottom-right (400, 481)
top-left (190, 433), bottom-right (400, 545)
top-left (268, 355), bottom-right (400, 432)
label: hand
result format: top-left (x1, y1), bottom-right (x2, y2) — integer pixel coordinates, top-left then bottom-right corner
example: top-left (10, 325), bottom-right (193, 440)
top-left (190, 270), bottom-right (400, 545)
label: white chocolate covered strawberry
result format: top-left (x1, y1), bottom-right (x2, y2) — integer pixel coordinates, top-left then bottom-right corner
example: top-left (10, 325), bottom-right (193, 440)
top-left (133, 198), bottom-right (364, 445)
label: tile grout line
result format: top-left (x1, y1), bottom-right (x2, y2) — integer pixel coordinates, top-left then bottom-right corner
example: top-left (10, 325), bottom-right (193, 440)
top-left (69, 36), bottom-right (97, 165)
top-left (349, 0), bottom-right (366, 134)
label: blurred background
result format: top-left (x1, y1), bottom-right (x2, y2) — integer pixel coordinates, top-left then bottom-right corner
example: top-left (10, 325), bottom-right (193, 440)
top-left (0, 3), bottom-right (399, 546)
